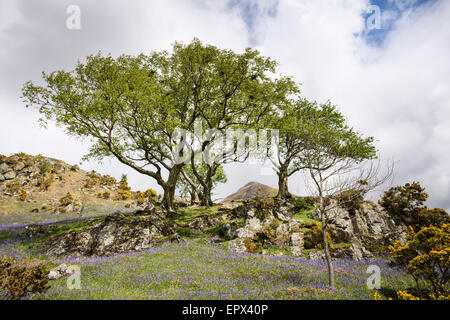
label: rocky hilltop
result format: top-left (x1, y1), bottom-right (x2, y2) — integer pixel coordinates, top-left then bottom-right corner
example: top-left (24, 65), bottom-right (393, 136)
top-left (0, 153), bottom-right (155, 216)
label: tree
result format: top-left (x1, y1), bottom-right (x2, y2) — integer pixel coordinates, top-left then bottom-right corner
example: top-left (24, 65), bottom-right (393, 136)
top-left (299, 100), bottom-right (382, 289)
top-left (264, 98), bottom-right (317, 199)
top-left (22, 39), bottom-right (296, 211)
top-left (174, 40), bottom-right (298, 206)
top-left (177, 161), bottom-right (227, 205)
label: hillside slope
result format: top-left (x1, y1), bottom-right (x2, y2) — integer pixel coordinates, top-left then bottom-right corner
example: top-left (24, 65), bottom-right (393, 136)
top-left (0, 153), bottom-right (156, 216)
top-left (222, 181), bottom-right (278, 202)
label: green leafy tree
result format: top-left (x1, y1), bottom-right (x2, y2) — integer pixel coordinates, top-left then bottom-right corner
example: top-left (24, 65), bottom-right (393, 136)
top-left (300, 100), bottom-right (380, 289)
top-left (22, 39), bottom-right (296, 211)
top-left (177, 161), bottom-right (227, 205)
top-left (263, 98), bottom-right (317, 199)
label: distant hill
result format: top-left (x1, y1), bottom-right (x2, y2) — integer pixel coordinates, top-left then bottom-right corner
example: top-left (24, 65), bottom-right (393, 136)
top-left (0, 153), bottom-right (156, 215)
top-left (222, 181), bottom-right (278, 202)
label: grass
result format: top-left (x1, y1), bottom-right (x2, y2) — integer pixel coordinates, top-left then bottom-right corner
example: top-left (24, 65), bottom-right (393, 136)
top-left (0, 203), bottom-right (425, 300)
top-left (18, 240), bottom-right (416, 300)
top-left (293, 206), bottom-right (317, 224)
top-left (174, 205), bottom-right (221, 226)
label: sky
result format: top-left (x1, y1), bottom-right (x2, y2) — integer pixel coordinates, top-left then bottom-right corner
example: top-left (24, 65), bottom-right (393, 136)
top-left (0, 0), bottom-right (449, 210)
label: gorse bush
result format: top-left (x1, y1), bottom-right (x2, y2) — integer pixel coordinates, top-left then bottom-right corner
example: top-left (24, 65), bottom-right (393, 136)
top-left (0, 255), bottom-right (49, 300)
top-left (5, 179), bottom-right (21, 195)
top-left (36, 173), bottom-right (54, 191)
top-left (18, 189), bottom-right (28, 201)
top-left (100, 175), bottom-right (116, 186)
top-left (97, 191), bottom-right (110, 199)
top-left (380, 181), bottom-right (449, 231)
top-left (59, 192), bottom-right (75, 206)
top-left (303, 222), bottom-right (333, 250)
top-left (389, 223), bottom-right (450, 299)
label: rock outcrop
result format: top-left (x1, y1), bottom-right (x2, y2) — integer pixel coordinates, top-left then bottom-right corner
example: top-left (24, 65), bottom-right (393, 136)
top-left (0, 153), bottom-right (71, 194)
top-left (41, 206), bottom-right (178, 257)
top-left (225, 199), bottom-right (305, 256)
top-left (224, 197), bottom-right (407, 261)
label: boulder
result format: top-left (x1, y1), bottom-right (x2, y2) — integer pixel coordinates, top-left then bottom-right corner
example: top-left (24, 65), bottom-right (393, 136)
top-left (290, 232), bottom-right (304, 256)
top-left (188, 215), bottom-right (220, 233)
top-left (218, 222), bottom-right (237, 239)
top-left (227, 238), bottom-right (247, 253)
top-left (308, 250), bottom-right (325, 260)
top-left (41, 212), bottom-right (177, 257)
top-left (236, 217), bottom-right (263, 238)
top-left (0, 163), bottom-right (10, 174)
top-left (3, 171), bottom-right (16, 180)
top-left (13, 161), bottom-right (26, 171)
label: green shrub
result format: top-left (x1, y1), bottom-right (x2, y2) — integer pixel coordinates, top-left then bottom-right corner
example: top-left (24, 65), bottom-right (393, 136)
top-left (6, 179), bottom-right (21, 195)
top-left (380, 182), bottom-right (449, 231)
top-left (18, 189), bottom-right (28, 201)
top-left (36, 173), bottom-right (54, 191)
top-left (59, 192), bottom-right (75, 206)
top-left (243, 238), bottom-right (259, 253)
top-left (290, 196), bottom-right (315, 211)
top-left (39, 160), bottom-right (52, 174)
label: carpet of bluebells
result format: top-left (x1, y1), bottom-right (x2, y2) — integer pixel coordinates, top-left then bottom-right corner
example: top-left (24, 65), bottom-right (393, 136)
top-left (0, 214), bottom-right (415, 300)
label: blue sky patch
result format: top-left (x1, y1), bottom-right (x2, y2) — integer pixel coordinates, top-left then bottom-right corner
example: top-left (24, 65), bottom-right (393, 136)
top-left (362, 0), bottom-right (435, 46)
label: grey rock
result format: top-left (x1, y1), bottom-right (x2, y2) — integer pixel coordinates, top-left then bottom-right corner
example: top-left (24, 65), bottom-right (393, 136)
top-left (42, 212), bottom-right (176, 257)
top-left (3, 171), bottom-right (16, 180)
top-left (227, 238), bottom-right (247, 253)
top-left (308, 250), bottom-right (325, 260)
top-left (188, 215), bottom-right (220, 233)
top-left (220, 201), bottom-right (242, 210)
top-left (14, 161), bottom-right (26, 171)
top-left (218, 222), bottom-right (237, 239)
top-left (236, 217), bottom-right (263, 238)
top-left (290, 232), bottom-right (304, 256)
top-left (0, 163), bottom-right (10, 174)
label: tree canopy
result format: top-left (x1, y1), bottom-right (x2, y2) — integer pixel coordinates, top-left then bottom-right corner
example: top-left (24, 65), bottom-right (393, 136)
top-left (22, 38), bottom-right (297, 211)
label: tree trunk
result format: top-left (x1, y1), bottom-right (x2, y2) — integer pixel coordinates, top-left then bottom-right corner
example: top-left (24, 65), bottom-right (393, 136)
top-left (200, 182), bottom-right (213, 206)
top-left (320, 200), bottom-right (335, 289)
top-left (189, 189), bottom-right (199, 205)
top-left (162, 165), bottom-right (183, 212)
top-left (276, 169), bottom-right (291, 199)
top-left (199, 164), bottom-right (215, 206)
